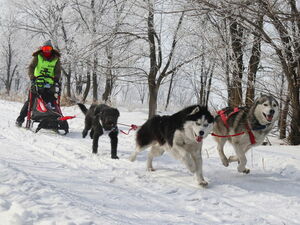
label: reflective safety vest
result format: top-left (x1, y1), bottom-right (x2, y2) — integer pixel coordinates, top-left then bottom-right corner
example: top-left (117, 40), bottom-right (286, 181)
top-left (34, 54), bottom-right (58, 86)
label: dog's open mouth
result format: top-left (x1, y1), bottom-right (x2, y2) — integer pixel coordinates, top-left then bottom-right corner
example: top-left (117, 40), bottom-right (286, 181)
top-left (263, 113), bottom-right (273, 122)
top-left (194, 133), bottom-right (203, 142)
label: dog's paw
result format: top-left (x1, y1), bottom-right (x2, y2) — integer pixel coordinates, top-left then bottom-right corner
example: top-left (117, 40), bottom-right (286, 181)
top-left (221, 157), bottom-right (229, 167)
top-left (238, 166), bottom-right (250, 174)
top-left (129, 152), bottom-right (137, 162)
top-left (243, 168), bottom-right (250, 174)
top-left (82, 130), bottom-right (88, 138)
top-left (199, 180), bottom-right (208, 187)
top-left (147, 167), bottom-right (156, 172)
top-left (111, 155), bottom-right (119, 159)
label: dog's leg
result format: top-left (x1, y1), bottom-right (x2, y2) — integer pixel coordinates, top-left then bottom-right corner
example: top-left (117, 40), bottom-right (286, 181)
top-left (109, 130), bottom-right (119, 159)
top-left (172, 145), bottom-right (196, 173)
top-left (147, 145), bottom-right (164, 171)
top-left (216, 137), bottom-right (229, 167)
top-left (83, 118), bottom-right (92, 138)
top-left (129, 144), bottom-right (147, 162)
top-left (233, 145), bottom-right (250, 174)
top-left (92, 129), bottom-right (103, 154)
top-left (228, 155), bottom-right (239, 163)
top-left (89, 128), bottom-right (94, 139)
top-left (182, 153), bottom-right (196, 173)
top-left (191, 149), bottom-right (208, 187)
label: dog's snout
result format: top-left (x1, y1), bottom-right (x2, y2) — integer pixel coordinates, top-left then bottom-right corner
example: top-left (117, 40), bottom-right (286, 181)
top-left (199, 130), bottom-right (204, 136)
top-left (270, 109), bottom-right (275, 115)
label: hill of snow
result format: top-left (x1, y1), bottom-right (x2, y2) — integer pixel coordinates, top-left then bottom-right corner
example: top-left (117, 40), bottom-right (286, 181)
top-left (0, 99), bottom-right (300, 225)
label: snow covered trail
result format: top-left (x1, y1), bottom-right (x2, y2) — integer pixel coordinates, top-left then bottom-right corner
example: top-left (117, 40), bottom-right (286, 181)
top-left (0, 99), bottom-right (300, 225)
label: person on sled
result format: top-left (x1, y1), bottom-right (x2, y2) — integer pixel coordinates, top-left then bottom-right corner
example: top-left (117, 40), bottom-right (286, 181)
top-left (15, 40), bottom-right (61, 127)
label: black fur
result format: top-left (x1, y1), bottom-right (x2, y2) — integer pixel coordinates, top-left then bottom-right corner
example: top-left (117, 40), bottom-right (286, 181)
top-left (78, 103), bottom-right (120, 158)
top-left (35, 118), bottom-right (69, 134)
top-left (136, 105), bottom-right (214, 148)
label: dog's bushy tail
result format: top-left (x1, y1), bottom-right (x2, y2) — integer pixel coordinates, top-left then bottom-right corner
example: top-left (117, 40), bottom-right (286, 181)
top-left (77, 103), bottom-right (88, 115)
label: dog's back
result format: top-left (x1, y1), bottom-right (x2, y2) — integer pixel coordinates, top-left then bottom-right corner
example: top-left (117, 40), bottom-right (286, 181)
top-left (136, 115), bottom-right (167, 148)
top-left (136, 105), bottom-right (213, 149)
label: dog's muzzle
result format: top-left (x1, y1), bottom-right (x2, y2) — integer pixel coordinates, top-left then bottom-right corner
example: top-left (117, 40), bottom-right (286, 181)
top-left (195, 130), bottom-right (204, 142)
top-left (263, 111), bottom-right (274, 122)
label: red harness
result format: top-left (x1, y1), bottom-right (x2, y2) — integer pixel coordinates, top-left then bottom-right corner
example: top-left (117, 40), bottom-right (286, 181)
top-left (214, 107), bottom-right (256, 145)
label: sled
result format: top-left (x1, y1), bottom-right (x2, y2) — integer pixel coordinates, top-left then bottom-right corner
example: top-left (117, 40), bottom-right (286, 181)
top-left (25, 76), bottom-right (74, 134)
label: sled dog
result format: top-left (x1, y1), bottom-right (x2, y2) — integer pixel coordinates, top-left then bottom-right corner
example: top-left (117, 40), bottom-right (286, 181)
top-left (130, 105), bottom-right (214, 186)
top-left (213, 94), bottom-right (279, 174)
top-left (78, 103), bottom-right (120, 159)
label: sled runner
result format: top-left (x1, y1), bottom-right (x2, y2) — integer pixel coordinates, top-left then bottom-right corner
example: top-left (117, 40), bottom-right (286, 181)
top-left (25, 76), bottom-right (74, 134)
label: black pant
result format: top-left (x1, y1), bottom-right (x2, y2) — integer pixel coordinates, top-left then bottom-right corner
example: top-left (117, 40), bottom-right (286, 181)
top-left (16, 88), bottom-right (56, 123)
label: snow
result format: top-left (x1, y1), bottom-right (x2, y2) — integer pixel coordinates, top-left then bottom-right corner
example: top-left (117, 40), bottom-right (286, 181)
top-left (0, 99), bottom-right (300, 225)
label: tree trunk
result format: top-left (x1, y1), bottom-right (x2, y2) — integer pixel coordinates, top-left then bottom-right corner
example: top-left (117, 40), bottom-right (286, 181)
top-left (279, 95), bottom-right (290, 139)
top-left (102, 74), bottom-right (112, 103)
top-left (102, 52), bottom-right (113, 103)
top-left (82, 69), bottom-right (91, 103)
top-left (76, 74), bottom-right (83, 95)
top-left (147, 1), bottom-right (158, 118)
top-left (226, 49), bottom-right (231, 106)
top-left (92, 53), bottom-right (98, 103)
top-left (245, 16), bottom-right (263, 107)
top-left (62, 65), bottom-right (72, 98)
top-left (148, 84), bottom-right (158, 118)
top-left (165, 72), bottom-right (174, 110)
top-left (278, 73), bottom-right (285, 128)
top-left (229, 19), bottom-right (244, 107)
top-left (205, 63), bottom-right (215, 106)
top-left (288, 86), bottom-right (300, 144)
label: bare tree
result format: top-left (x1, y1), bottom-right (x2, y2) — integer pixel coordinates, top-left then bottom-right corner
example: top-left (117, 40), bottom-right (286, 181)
top-left (245, 15), bottom-right (263, 107)
top-left (146, 2), bottom-right (201, 117)
top-left (228, 17), bottom-right (244, 107)
top-left (0, 18), bottom-right (19, 95)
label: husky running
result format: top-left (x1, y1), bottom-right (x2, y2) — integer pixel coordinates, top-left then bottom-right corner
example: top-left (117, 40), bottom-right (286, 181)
top-left (130, 105), bottom-right (214, 187)
top-left (213, 95), bottom-right (279, 174)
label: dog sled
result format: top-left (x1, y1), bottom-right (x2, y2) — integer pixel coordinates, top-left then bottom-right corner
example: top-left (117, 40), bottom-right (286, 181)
top-left (25, 76), bottom-right (74, 134)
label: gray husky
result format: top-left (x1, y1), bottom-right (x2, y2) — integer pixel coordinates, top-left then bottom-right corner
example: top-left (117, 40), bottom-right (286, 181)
top-left (130, 105), bottom-right (214, 186)
top-left (213, 95), bottom-right (279, 174)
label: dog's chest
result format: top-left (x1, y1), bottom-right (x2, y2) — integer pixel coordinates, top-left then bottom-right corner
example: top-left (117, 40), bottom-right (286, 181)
top-left (173, 130), bottom-right (200, 152)
top-left (101, 127), bottom-right (117, 135)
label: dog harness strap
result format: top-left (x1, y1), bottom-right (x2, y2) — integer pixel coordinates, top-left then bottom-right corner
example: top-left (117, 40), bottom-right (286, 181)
top-left (120, 124), bottom-right (139, 135)
top-left (217, 107), bottom-right (240, 129)
top-left (246, 124), bottom-right (256, 145)
top-left (58, 115), bottom-right (76, 121)
top-left (211, 132), bottom-right (245, 138)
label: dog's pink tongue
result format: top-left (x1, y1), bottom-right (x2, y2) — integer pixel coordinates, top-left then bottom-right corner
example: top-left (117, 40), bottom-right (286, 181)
top-left (196, 136), bottom-right (203, 142)
top-left (267, 115), bottom-right (273, 121)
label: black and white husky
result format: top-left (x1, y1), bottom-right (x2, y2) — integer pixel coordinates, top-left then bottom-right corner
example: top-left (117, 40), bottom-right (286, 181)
top-left (213, 94), bottom-right (279, 174)
top-left (130, 105), bottom-right (214, 187)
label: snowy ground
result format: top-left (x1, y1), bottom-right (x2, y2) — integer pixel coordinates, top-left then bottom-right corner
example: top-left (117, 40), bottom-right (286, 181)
top-left (0, 99), bottom-right (300, 225)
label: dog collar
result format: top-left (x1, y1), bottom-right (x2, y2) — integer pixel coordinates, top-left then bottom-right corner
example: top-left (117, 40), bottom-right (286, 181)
top-left (251, 124), bottom-right (267, 131)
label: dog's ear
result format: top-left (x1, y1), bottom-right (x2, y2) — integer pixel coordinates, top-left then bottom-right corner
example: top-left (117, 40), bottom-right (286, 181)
top-left (189, 106), bottom-right (200, 115)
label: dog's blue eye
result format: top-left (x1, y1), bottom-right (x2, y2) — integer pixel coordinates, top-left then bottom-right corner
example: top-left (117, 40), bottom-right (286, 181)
top-left (264, 103), bottom-right (268, 106)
